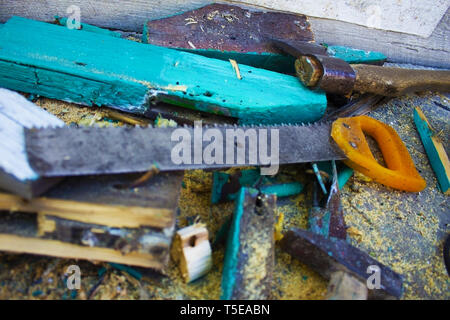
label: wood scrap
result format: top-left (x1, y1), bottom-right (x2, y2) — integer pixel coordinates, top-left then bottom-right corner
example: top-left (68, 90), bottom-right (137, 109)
top-left (0, 16), bottom-right (327, 125)
top-left (0, 88), bottom-right (64, 199)
top-left (414, 107), bottom-right (450, 194)
top-left (0, 172), bottom-right (184, 272)
top-left (221, 188), bottom-right (276, 299)
top-left (171, 224), bottom-right (212, 283)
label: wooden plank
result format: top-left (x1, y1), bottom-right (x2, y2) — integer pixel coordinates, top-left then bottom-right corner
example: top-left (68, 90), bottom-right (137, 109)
top-left (414, 107), bottom-right (450, 194)
top-left (236, 0), bottom-right (449, 38)
top-left (0, 16), bottom-right (326, 125)
top-left (0, 171), bottom-right (184, 271)
top-left (0, 194), bottom-right (174, 229)
top-left (308, 8), bottom-right (450, 69)
top-left (143, 3), bottom-right (386, 74)
top-left (0, 88), bottom-right (64, 198)
top-left (143, 3), bottom-right (313, 74)
top-left (0, 0), bottom-right (209, 32)
top-left (0, 1), bottom-right (448, 68)
top-left (0, 234), bottom-right (165, 269)
top-left (221, 187), bottom-right (275, 299)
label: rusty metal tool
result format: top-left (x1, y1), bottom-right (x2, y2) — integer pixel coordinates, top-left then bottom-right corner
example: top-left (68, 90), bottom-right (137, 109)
top-left (143, 4), bottom-right (386, 75)
top-left (281, 161), bottom-right (404, 299)
top-left (271, 39), bottom-right (450, 96)
top-left (26, 116), bottom-right (425, 192)
top-left (280, 228), bottom-right (403, 299)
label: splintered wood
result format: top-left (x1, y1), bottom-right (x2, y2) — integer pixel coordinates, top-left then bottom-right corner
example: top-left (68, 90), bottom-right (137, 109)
top-left (171, 224), bottom-right (213, 283)
top-left (0, 172), bottom-right (184, 272)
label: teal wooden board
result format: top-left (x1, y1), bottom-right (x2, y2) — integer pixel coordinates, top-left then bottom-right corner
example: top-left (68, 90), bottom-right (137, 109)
top-left (220, 187), bottom-right (247, 300)
top-left (0, 17), bottom-right (327, 125)
top-left (211, 169), bottom-right (303, 204)
top-left (413, 108), bottom-right (450, 194)
top-left (168, 46), bottom-right (387, 74)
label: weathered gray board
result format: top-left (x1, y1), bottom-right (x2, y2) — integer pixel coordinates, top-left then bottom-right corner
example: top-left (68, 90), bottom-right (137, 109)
top-left (0, 1), bottom-right (448, 68)
top-left (0, 88), bottom-right (64, 199)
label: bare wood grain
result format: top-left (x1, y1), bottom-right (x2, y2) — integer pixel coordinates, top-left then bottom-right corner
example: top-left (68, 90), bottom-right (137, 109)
top-left (308, 8), bottom-right (450, 69)
top-left (0, 234), bottom-right (165, 269)
top-left (0, 193), bottom-right (174, 229)
top-left (0, 0), bottom-right (209, 31)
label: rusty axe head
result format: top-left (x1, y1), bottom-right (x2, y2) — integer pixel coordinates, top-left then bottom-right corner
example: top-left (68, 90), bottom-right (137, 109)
top-left (280, 228), bottom-right (403, 299)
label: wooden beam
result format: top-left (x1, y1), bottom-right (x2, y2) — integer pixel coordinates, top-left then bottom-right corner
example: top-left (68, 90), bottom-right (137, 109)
top-left (0, 172), bottom-right (184, 271)
top-left (308, 9), bottom-right (450, 69)
top-left (0, 1), bottom-right (448, 68)
top-left (0, 234), bottom-right (165, 269)
top-left (0, 193), bottom-right (174, 229)
top-left (0, 16), bottom-right (326, 125)
top-left (0, 88), bottom-right (64, 198)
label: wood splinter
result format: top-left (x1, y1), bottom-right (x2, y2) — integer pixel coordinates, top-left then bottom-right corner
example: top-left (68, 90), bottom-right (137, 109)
top-left (171, 224), bottom-right (212, 283)
top-left (229, 59), bottom-right (242, 80)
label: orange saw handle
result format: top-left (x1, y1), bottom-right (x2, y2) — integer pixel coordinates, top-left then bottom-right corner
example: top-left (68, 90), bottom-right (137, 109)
top-left (331, 116), bottom-right (426, 192)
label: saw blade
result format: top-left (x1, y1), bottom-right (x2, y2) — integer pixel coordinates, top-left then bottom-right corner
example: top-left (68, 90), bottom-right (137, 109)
top-left (25, 123), bottom-right (345, 177)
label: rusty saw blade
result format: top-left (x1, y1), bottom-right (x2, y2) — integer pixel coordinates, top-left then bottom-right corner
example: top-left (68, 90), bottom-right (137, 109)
top-left (24, 123), bottom-right (345, 177)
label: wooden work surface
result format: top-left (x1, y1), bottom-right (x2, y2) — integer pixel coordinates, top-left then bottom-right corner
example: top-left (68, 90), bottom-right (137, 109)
top-left (0, 91), bottom-right (448, 300)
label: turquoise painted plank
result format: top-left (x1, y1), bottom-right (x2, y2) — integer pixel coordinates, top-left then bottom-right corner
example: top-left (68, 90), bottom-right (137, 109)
top-left (413, 107), bottom-right (450, 194)
top-left (211, 169), bottom-right (303, 204)
top-left (140, 45), bottom-right (386, 74)
top-left (260, 182), bottom-right (303, 197)
top-left (171, 46), bottom-right (387, 74)
top-left (0, 17), bottom-right (327, 125)
top-left (163, 49), bottom-right (296, 75)
top-left (221, 187), bottom-right (247, 300)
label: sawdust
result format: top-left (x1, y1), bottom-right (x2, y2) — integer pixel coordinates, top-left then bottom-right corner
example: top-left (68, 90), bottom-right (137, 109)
top-left (34, 96), bottom-right (128, 127)
top-left (339, 94), bottom-right (450, 299)
top-left (0, 83), bottom-right (448, 300)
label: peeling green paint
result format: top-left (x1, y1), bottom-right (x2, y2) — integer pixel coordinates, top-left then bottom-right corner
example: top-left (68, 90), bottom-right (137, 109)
top-left (220, 187), bottom-right (246, 300)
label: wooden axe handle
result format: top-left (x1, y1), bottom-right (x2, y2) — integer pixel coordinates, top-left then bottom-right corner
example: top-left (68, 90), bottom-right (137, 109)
top-left (352, 64), bottom-right (450, 96)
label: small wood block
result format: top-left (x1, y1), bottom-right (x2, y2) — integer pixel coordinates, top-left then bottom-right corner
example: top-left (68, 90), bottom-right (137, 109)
top-left (221, 187), bottom-right (276, 300)
top-left (327, 271), bottom-right (368, 300)
top-left (0, 171), bottom-right (184, 272)
top-left (171, 224), bottom-right (212, 283)
top-left (414, 107), bottom-right (450, 194)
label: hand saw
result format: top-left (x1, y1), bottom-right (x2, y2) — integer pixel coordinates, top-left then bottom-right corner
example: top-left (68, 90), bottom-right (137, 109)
top-left (25, 116), bottom-right (426, 192)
